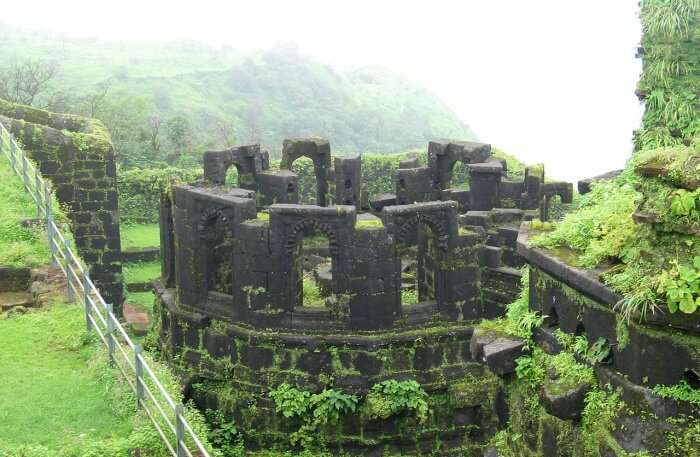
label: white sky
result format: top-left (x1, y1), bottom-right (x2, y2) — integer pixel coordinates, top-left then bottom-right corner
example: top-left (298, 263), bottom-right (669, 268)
top-left (6, 0), bottom-right (643, 182)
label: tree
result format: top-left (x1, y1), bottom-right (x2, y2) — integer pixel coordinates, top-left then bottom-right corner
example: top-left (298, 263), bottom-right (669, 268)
top-left (80, 78), bottom-right (113, 117)
top-left (165, 116), bottom-right (191, 164)
top-left (0, 59), bottom-right (58, 106)
top-left (215, 116), bottom-right (238, 148)
top-left (149, 115), bottom-right (162, 153)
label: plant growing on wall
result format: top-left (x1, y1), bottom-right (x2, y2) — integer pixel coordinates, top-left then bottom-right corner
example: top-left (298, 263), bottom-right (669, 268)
top-left (269, 383), bottom-right (358, 447)
top-left (658, 256), bottom-right (700, 313)
top-left (364, 379), bottom-right (429, 423)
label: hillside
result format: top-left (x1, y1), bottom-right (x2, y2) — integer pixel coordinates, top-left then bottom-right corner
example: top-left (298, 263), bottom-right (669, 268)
top-left (0, 25), bottom-right (475, 166)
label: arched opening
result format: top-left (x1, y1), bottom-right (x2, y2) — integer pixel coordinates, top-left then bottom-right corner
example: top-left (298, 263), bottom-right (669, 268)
top-left (295, 228), bottom-right (333, 308)
top-left (291, 157), bottom-right (319, 205)
top-left (343, 178), bottom-right (354, 205)
top-left (546, 195), bottom-right (567, 222)
top-left (225, 164), bottom-right (240, 186)
top-left (199, 211), bottom-right (233, 296)
top-left (447, 160), bottom-right (470, 191)
top-left (574, 323), bottom-right (586, 336)
top-left (399, 222), bottom-right (437, 307)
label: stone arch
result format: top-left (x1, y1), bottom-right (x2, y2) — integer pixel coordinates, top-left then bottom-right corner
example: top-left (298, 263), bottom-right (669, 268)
top-left (197, 207), bottom-right (233, 294)
top-left (395, 213), bottom-right (449, 250)
top-left (284, 218), bottom-right (339, 257)
top-left (280, 138), bottom-right (332, 206)
top-left (198, 208), bottom-right (226, 243)
top-left (202, 145), bottom-right (266, 187)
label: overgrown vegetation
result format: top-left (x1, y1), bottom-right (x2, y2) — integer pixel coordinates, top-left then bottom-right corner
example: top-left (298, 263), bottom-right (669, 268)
top-left (479, 269), bottom-right (544, 340)
top-left (0, 154), bottom-right (67, 267)
top-left (529, 0), bottom-right (700, 319)
top-left (364, 379), bottom-right (429, 423)
top-left (269, 383), bottom-right (359, 448)
top-left (654, 380), bottom-right (700, 405)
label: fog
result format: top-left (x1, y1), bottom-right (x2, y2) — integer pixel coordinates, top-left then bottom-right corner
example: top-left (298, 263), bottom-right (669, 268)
top-left (6, 0), bottom-right (643, 182)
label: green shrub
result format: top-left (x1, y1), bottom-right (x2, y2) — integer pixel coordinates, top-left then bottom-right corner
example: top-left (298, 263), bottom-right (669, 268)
top-left (364, 379), bottom-right (428, 423)
top-left (118, 166), bottom-right (201, 224)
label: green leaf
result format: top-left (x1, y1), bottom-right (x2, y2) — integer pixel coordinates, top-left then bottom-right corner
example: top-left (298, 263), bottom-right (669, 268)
top-left (679, 295), bottom-right (697, 314)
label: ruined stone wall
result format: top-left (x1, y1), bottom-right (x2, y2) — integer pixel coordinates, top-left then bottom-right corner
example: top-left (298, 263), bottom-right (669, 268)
top-left (0, 99), bottom-right (123, 310)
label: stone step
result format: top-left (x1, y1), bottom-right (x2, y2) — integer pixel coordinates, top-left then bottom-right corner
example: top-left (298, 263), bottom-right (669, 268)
top-left (0, 291), bottom-right (33, 312)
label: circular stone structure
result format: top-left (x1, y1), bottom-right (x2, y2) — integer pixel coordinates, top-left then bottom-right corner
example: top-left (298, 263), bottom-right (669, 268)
top-left (154, 138), bottom-right (572, 455)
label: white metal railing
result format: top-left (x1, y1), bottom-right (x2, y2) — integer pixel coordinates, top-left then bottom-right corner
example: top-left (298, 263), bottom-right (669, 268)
top-left (0, 121), bottom-right (212, 457)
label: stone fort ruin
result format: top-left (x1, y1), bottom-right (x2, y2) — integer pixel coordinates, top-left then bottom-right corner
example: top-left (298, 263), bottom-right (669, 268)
top-left (155, 138), bottom-right (577, 455)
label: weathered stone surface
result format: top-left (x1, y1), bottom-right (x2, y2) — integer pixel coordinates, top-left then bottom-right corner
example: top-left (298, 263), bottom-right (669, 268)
top-left (482, 337), bottom-right (526, 375)
top-left (540, 380), bottom-right (589, 420)
top-left (0, 267), bottom-right (31, 292)
top-left (1, 101), bottom-right (123, 310)
top-left (0, 291), bottom-right (32, 311)
top-left (470, 327), bottom-right (499, 362)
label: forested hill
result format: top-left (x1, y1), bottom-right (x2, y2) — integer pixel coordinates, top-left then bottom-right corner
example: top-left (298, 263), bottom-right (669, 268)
top-left (0, 25), bottom-right (475, 166)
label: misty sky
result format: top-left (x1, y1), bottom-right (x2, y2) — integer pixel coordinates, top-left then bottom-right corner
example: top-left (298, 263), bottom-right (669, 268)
top-left (7, 0), bottom-right (643, 182)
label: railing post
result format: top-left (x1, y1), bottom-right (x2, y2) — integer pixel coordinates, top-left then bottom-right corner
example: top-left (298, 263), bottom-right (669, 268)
top-left (34, 172), bottom-right (42, 217)
top-left (9, 136), bottom-right (17, 171)
top-left (21, 154), bottom-right (29, 193)
top-left (45, 185), bottom-right (58, 268)
top-left (106, 303), bottom-right (115, 364)
top-left (135, 344), bottom-right (144, 409)
top-left (83, 273), bottom-right (93, 332)
top-left (64, 239), bottom-right (74, 303)
top-left (175, 404), bottom-right (186, 457)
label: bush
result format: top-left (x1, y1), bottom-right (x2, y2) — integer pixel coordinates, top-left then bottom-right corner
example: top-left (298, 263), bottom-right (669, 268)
top-left (118, 167), bottom-right (202, 224)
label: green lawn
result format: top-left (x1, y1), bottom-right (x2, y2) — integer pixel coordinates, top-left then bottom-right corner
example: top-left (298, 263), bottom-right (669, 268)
top-left (123, 261), bottom-right (161, 285)
top-left (0, 301), bottom-right (136, 453)
top-left (0, 154), bottom-right (50, 267)
top-left (127, 291), bottom-right (156, 313)
top-left (121, 223), bottom-right (160, 250)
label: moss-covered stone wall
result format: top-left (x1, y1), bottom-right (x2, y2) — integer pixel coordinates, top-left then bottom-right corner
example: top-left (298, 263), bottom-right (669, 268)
top-left (154, 283), bottom-right (505, 456)
top-left (0, 98), bottom-right (123, 309)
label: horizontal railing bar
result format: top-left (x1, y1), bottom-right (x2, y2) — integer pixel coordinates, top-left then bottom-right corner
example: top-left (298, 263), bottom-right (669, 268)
top-left (181, 441), bottom-right (194, 457)
top-left (138, 355), bottom-right (178, 410)
top-left (141, 382), bottom-right (177, 435)
top-left (113, 319), bottom-right (136, 350)
top-left (182, 418), bottom-right (212, 456)
top-left (87, 297), bottom-right (109, 328)
top-left (88, 314), bottom-right (108, 346)
top-left (141, 402), bottom-right (177, 457)
top-left (113, 338), bottom-right (136, 373)
top-left (112, 354), bottom-right (137, 393)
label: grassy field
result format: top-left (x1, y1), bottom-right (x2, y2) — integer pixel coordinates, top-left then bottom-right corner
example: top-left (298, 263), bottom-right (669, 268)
top-left (120, 223), bottom-right (160, 250)
top-left (127, 291), bottom-right (156, 313)
top-left (0, 301), bottom-right (136, 453)
top-left (0, 155), bottom-right (51, 267)
top-left (123, 261), bottom-right (161, 285)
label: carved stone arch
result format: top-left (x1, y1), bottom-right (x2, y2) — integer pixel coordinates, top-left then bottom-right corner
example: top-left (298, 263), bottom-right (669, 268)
top-left (284, 218), bottom-right (339, 256)
top-left (198, 207), bottom-right (227, 243)
top-left (396, 213), bottom-right (449, 249)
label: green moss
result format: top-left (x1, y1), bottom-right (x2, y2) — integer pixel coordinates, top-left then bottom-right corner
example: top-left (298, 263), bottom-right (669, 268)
top-left (256, 211), bottom-right (270, 222)
top-left (448, 372), bottom-right (500, 408)
top-left (616, 316), bottom-right (630, 350)
top-left (354, 218), bottom-right (384, 230)
top-left (633, 143), bottom-right (700, 190)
